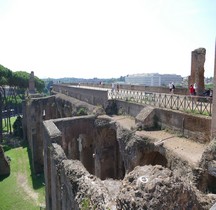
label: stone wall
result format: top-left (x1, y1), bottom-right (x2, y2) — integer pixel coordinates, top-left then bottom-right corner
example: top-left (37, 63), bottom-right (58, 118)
top-left (23, 95), bottom-right (58, 174)
top-left (23, 93), bottom-right (104, 174)
top-left (114, 100), bottom-right (146, 117)
top-left (82, 83), bottom-right (189, 95)
top-left (52, 84), bottom-right (108, 108)
top-left (42, 115), bottom-right (215, 209)
top-left (43, 116), bottom-right (121, 210)
top-left (115, 100), bottom-right (211, 143)
top-left (155, 108), bottom-right (211, 143)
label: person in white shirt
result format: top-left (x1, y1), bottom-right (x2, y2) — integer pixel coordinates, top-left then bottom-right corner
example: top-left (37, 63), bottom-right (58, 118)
top-left (193, 83), bottom-right (197, 95)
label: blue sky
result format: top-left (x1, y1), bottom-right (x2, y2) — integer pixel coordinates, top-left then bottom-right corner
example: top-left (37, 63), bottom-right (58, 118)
top-left (0, 0), bottom-right (215, 79)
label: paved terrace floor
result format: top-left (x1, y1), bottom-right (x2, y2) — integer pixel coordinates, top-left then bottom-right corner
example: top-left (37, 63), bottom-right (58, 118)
top-left (99, 115), bottom-right (207, 168)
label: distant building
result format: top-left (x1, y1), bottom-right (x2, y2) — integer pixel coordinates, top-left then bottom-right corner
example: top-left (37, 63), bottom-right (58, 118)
top-left (125, 73), bottom-right (182, 86)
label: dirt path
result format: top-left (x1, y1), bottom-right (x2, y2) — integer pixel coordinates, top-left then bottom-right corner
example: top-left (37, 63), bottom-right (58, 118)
top-left (17, 173), bottom-right (39, 203)
top-left (16, 148), bottom-right (45, 208)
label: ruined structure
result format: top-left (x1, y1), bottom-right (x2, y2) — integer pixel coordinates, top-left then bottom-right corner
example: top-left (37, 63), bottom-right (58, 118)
top-left (41, 111), bottom-right (216, 209)
top-left (29, 71), bottom-right (36, 94)
top-left (23, 93), bottom-right (104, 174)
top-left (22, 83), bottom-right (216, 209)
top-left (23, 45), bottom-right (216, 209)
top-left (190, 48), bottom-right (206, 95)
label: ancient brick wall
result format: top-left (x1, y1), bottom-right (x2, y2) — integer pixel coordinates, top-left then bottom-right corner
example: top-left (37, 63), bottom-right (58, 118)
top-left (43, 116), bottom-right (120, 209)
top-left (155, 108), bottom-right (211, 143)
top-left (52, 84), bottom-right (108, 108)
top-left (23, 96), bottom-right (57, 174)
top-left (42, 116), bottom-right (215, 209)
top-left (114, 100), bottom-right (211, 143)
top-left (23, 92), bottom-right (105, 174)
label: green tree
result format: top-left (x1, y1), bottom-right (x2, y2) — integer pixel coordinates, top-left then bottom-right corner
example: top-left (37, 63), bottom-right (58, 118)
top-left (0, 65), bottom-right (13, 141)
top-left (0, 65), bottom-right (45, 142)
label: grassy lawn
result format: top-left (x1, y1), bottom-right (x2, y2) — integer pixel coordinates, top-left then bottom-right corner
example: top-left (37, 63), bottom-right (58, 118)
top-left (0, 142), bottom-right (45, 210)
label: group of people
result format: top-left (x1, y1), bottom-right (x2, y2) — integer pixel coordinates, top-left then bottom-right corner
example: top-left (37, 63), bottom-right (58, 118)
top-left (111, 83), bottom-right (119, 92)
top-left (189, 83), bottom-right (213, 97)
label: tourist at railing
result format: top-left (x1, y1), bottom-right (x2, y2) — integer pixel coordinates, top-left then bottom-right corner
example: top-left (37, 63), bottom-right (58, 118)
top-left (189, 84), bottom-right (195, 95)
top-left (168, 82), bottom-right (173, 93)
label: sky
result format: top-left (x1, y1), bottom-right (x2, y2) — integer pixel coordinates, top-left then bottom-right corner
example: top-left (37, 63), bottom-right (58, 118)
top-left (0, 0), bottom-right (215, 79)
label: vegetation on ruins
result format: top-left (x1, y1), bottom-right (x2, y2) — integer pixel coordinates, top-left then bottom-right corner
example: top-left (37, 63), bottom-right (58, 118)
top-left (0, 64), bottom-right (45, 142)
top-left (76, 107), bottom-right (87, 116)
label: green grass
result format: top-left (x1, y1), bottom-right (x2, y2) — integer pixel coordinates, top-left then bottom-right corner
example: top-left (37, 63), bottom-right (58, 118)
top-left (0, 143), bottom-right (45, 210)
top-left (185, 109), bottom-right (210, 116)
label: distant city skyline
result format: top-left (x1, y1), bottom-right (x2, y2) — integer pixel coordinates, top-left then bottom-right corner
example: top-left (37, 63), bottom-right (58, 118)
top-left (0, 0), bottom-right (215, 79)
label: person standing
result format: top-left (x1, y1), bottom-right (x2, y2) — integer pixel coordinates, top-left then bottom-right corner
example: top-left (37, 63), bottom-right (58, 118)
top-left (169, 82), bottom-right (173, 93)
top-left (193, 83), bottom-right (197, 95)
top-left (171, 82), bottom-right (175, 94)
top-left (117, 84), bottom-right (119, 92)
top-left (111, 83), bottom-right (115, 92)
top-left (189, 84), bottom-right (194, 95)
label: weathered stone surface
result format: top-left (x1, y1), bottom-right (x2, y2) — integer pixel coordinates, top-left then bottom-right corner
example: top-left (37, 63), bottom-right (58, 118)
top-left (23, 93), bottom-right (105, 174)
top-left (190, 47), bottom-right (206, 95)
top-left (0, 145), bottom-right (10, 176)
top-left (63, 159), bottom-right (111, 210)
top-left (23, 75), bottom-right (216, 210)
top-left (55, 93), bottom-right (105, 117)
top-left (200, 140), bottom-right (216, 170)
top-left (116, 165), bottom-right (213, 210)
top-left (135, 106), bottom-right (156, 130)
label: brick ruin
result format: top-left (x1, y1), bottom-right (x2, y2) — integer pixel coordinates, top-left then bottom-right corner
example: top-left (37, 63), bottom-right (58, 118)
top-left (189, 48), bottom-right (206, 95)
top-left (21, 44), bottom-right (216, 209)
top-left (22, 87), bottom-right (216, 209)
top-left (29, 71), bottom-right (36, 94)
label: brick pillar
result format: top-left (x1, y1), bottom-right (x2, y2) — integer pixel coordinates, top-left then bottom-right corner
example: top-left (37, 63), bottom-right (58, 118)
top-left (190, 48), bottom-right (206, 95)
top-left (211, 40), bottom-right (216, 139)
top-left (29, 71), bottom-right (36, 94)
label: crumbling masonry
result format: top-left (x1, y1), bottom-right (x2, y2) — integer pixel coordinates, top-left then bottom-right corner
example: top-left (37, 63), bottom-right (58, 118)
top-left (23, 91), bottom-right (216, 209)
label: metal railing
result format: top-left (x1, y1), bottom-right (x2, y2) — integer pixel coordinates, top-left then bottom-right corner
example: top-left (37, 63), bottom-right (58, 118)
top-left (54, 84), bottom-right (212, 116)
top-left (108, 89), bottom-right (212, 116)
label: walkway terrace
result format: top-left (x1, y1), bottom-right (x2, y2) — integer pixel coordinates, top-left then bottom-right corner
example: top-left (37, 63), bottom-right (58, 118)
top-left (73, 84), bottom-right (213, 116)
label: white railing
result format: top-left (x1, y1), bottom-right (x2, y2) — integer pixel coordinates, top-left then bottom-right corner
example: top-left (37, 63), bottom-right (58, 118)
top-left (108, 89), bottom-right (212, 116)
